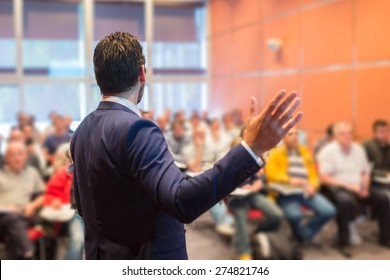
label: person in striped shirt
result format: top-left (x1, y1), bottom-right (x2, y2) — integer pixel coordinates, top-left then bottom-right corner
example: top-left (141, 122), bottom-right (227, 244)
top-left (266, 127), bottom-right (335, 246)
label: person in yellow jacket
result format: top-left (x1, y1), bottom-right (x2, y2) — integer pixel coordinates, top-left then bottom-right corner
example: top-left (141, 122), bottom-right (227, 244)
top-left (266, 127), bottom-right (335, 245)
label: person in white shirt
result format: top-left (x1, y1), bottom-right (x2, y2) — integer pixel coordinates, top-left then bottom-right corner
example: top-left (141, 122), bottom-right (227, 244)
top-left (318, 122), bottom-right (390, 257)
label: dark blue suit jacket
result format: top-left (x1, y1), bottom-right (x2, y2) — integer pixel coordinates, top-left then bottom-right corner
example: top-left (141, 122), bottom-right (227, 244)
top-left (70, 101), bottom-right (260, 259)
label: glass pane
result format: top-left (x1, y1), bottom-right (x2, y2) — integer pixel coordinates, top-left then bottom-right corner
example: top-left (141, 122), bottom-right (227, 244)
top-left (93, 1), bottom-right (147, 62)
top-left (152, 82), bottom-right (207, 118)
top-left (90, 84), bottom-right (149, 113)
top-left (24, 83), bottom-right (84, 121)
top-left (0, 85), bottom-right (19, 122)
top-left (152, 3), bottom-right (206, 73)
top-left (0, 0), bottom-right (16, 73)
top-left (23, 0), bottom-right (84, 76)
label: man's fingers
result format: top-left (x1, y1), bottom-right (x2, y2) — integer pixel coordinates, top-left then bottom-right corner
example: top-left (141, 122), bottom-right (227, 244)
top-left (282, 111), bottom-right (303, 133)
top-left (264, 90), bottom-right (287, 116)
top-left (272, 91), bottom-right (298, 118)
top-left (249, 97), bottom-right (258, 119)
top-left (278, 97), bottom-right (301, 124)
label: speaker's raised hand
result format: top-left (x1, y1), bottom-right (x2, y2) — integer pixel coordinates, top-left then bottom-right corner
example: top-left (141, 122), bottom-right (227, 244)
top-left (244, 90), bottom-right (303, 156)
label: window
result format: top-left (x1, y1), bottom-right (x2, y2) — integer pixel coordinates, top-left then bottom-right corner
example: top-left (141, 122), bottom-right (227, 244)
top-left (0, 0), bottom-right (16, 73)
top-left (0, 85), bottom-right (19, 122)
top-left (152, 3), bottom-right (206, 74)
top-left (24, 83), bottom-right (84, 121)
top-left (152, 82), bottom-right (207, 118)
top-left (94, 1), bottom-right (146, 61)
top-left (23, 0), bottom-right (84, 76)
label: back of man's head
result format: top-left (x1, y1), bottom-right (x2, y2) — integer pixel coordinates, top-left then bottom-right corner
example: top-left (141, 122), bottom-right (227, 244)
top-left (94, 32), bottom-right (145, 95)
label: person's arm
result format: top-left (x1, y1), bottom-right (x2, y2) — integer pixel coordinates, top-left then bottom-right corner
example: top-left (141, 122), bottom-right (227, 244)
top-left (23, 167), bottom-right (46, 217)
top-left (304, 148), bottom-right (320, 189)
top-left (126, 91), bottom-right (302, 223)
top-left (23, 195), bottom-right (44, 218)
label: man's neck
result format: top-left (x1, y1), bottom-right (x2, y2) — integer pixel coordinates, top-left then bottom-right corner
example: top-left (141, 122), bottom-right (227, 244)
top-left (103, 89), bottom-right (138, 105)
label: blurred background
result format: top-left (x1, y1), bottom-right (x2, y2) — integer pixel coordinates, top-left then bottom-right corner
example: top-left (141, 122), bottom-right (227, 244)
top-left (0, 0), bottom-right (208, 139)
top-left (0, 0), bottom-right (390, 260)
top-left (0, 0), bottom-right (389, 144)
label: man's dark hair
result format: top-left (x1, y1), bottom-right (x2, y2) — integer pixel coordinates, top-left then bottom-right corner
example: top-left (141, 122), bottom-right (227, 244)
top-left (93, 32), bottom-right (145, 94)
top-left (373, 119), bottom-right (389, 131)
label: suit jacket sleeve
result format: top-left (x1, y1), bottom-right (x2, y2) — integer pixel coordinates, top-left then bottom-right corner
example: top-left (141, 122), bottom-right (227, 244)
top-left (125, 119), bottom-right (260, 223)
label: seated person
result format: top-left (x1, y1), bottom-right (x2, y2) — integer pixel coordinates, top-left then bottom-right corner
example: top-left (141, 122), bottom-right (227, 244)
top-left (43, 115), bottom-right (72, 165)
top-left (363, 120), bottom-right (390, 197)
top-left (21, 124), bottom-right (47, 176)
top-left (318, 122), bottom-right (390, 257)
top-left (183, 126), bottom-right (235, 236)
top-left (266, 127), bottom-right (335, 246)
top-left (8, 127), bottom-right (43, 178)
top-left (43, 157), bottom-right (84, 260)
top-left (0, 141), bottom-right (45, 259)
top-left (165, 120), bottom-right (191, 168)
top-left (228, 138), bottom-right (282, 260)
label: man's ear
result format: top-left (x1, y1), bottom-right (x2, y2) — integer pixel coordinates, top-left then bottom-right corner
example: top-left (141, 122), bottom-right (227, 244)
top-left (139, 65), bottom-right (146, 83)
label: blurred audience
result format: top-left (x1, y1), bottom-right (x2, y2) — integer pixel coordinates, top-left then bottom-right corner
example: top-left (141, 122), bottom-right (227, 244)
top-left (43, 116), bottom-right (71, 165)
top-left (42, 156), bottom-right (84, 260)
top-left (165, 120), bottom-right (191, 167)
top-left (223, 112), bottom-right (241, 141)
top-left (314, 124), bottom-right (334, 158)
top-left (318, 122), bottom-right (390, 257)
top-left (1, 106), bottom-right (390, 260)
top-left (184, 126), bottom-right (235, 236)
top-left (8, 127), bottom-right (44, 178)
top-left (363, 120), bottom-right (390, 196)
top-left (228, 137), bottom-right (283, 260)
top-left (0, 141), bottom-right (45, 259)
top-left (266, 127), bottom-right (335, 246)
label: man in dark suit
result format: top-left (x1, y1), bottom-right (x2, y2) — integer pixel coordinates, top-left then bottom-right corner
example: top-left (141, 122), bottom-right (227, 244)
top-left (70, 32), bottom-right (303, 260)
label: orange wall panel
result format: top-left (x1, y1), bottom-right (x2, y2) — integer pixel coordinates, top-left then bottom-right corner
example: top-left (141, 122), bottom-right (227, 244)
top-left (211, 33), bottom-right (233, 77)
top-left (355, 66), bottom-right (390, 138)
top-left (301, 70), bottom-right (353, 132)
top-left (301, 0), bottom-right (353, 67)
top-left (210, 0), bottom-right (233, 35)
top-left (262, 74), bottom-right (300, 109)
top-left (209, 0), bottom-right (390, 139)
top-left (210, 78), bottom-right (233, 115)
top-left (232, 0), bottom-right (262, 28)
top-left (232, 24), bottom-right (263, 74)
top-left (262, 13), bottom-right (300, 70)
top-left (262, 0), bottom-right (300, 19)
top-left (232, 76), bottom-right (263, 116)
top-left (356, 0), bottom-right (390, 62)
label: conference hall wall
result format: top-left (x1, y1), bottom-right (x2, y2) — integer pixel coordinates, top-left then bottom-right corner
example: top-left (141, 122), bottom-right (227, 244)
top-left (209, 0), bottom-right (390, 145)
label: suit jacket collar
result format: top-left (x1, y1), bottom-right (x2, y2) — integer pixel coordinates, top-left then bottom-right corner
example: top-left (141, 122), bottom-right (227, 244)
top-left (97, 101), bottom-right (140, 118)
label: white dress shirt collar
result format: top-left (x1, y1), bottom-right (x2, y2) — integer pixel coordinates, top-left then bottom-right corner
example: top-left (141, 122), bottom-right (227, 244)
top-left (102, 96), bottom-right (141, 117)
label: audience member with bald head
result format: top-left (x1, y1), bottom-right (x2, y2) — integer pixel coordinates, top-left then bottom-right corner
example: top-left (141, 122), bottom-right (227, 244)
top-left (318, 122), bottom-right (390, 257)
top-left (0, 141), bottom-right (45, 259)
top-left (7, 127), bottom-right (44, 178)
